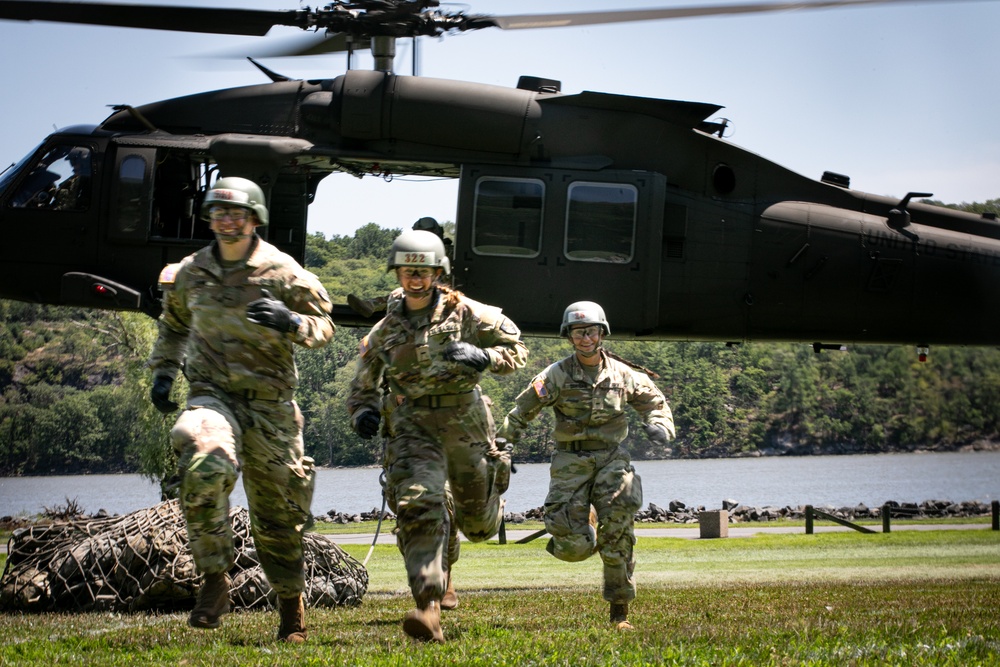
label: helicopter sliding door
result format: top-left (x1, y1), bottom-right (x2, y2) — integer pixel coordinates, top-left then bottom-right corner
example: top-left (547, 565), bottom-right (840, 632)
top-left (455, 166), bottom-right (664, 336)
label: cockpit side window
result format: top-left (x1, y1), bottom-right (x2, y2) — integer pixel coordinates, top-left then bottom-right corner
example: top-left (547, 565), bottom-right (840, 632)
top-left (8, 145), bottom-right (93, 211)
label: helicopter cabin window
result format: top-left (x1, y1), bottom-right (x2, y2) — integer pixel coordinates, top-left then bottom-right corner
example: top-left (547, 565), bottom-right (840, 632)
top-left (471, 177), bottom-right (544, 257)
top-left (564, 182), bottom-right (637, 263)
top-left (113, 154), bottom-right (147, 235)
top-left (9, 145), bottom-right (92, 211)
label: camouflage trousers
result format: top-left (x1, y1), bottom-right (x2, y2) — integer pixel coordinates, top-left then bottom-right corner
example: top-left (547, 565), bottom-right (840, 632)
top-left (171, 392), bottom-right (315, 597)
top-left (544, 446), bottom-right (643, 603)
top-left (385, 480), bottom-right (461, 575)
top-left (384, 393), bottom-right (510, 606)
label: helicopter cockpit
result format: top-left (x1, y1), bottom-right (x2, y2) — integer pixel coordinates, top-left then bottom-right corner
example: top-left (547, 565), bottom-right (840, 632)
top-left (6, 143), bottom-right (93, 211)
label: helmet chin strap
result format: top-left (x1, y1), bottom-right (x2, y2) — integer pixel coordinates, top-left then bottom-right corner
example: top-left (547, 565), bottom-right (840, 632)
top-left (215, 231), bottom-right (254, 244)
top-left (403, 285), bottom-right (434, 300)
top-left (212, 219), bottom-right (256, 245)
top-left (573, 339), bottom-right (603, 358)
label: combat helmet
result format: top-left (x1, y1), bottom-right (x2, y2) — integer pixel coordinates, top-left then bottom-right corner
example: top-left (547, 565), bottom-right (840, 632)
top-left (201, 176), bottom-right (269, 226)
top-left (387, 229), bottom-right (450, 275)
top-left (67, 147), bottom-right (91, 171)
top-left (412, 216), bottom-right (444, 237)
top-left (560, 301), bottom-right (611, 337)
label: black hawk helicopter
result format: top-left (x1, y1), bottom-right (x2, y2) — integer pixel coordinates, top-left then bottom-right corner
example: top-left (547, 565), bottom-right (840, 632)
top-left (0, 0), bottom-right (998, 352)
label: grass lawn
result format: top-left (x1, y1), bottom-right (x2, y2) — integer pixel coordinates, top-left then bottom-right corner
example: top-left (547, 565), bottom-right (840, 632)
top-left (2, 528), bottom-right (999, 665)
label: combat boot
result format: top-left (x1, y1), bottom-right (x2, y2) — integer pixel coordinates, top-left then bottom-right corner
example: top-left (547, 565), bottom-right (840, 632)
top-left (402, 601), bottom-right (444, 643)
top-left (610, 602), bottom-right (634, 631)
top-left (188, 572), bottom-right (231, 629)
top-left (277, 594), bottom-right (308, 643)
top-left (441, 573), bottom-right (458, 610)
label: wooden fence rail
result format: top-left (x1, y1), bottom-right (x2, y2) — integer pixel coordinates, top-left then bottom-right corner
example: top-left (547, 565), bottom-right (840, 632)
top-left (806, 500), bottom-right (1000, 535)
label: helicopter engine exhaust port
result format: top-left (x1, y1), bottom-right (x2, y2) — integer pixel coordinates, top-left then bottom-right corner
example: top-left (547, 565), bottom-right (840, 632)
top-left (712, 163), bottom-right (736, 195)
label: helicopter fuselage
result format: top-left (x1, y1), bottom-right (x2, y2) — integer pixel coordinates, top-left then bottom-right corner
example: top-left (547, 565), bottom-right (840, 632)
top-left (1, 70), bottom-right (997, 345)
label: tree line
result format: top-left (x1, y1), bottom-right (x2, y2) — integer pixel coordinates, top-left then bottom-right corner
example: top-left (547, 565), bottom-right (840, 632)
top-left (2, 202), bottom-right (999, 484)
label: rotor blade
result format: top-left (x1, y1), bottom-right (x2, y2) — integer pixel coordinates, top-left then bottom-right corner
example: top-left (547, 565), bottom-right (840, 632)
top-left (0, 1), bottom-right (303, 36)
top-left (483, 0), bottom-right (996, 31)
top-left (208, 32), bottom-right (372, 58)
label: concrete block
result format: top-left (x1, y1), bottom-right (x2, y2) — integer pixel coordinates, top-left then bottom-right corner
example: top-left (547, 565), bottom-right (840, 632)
top-left (699, 510), bottom-right (729, 538)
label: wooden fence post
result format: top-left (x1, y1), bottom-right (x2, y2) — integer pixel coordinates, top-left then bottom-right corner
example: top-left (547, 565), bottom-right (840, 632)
top-left (882, 503), bottom-right (891, 533)
top-left (993, 501), bottom-right (999, 532)
top-left (805, 505), bottom-right (814, 535)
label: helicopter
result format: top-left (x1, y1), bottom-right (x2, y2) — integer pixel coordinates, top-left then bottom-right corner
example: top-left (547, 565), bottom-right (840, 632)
top-left (1, 0), bottom-right (999, 351)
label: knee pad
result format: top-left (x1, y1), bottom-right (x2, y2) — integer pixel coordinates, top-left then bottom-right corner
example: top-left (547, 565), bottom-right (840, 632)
top-left (171, 404), bottom-right (238, 456)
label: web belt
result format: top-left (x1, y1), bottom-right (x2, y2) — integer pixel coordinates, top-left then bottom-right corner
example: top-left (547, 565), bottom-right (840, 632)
top-left (240, 388), bottom-right (294, 402)
top-left (556, 440), bottom-right (613, 452)
top-left (410, 390), bottom-right (479, 408)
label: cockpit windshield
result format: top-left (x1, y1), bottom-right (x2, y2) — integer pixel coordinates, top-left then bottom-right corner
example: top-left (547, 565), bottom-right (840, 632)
top-left (3, 144), bottom-right (93, 210)
top-left (0, 143), bottom-right (44, 200)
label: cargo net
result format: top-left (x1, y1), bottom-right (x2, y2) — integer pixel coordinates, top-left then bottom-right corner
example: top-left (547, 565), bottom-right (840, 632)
top-left (0, 499), bottom-right (368, 613)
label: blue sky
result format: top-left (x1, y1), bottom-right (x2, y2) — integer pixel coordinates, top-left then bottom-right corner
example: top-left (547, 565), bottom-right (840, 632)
top-left (1, 0), bottom-right (998, 239)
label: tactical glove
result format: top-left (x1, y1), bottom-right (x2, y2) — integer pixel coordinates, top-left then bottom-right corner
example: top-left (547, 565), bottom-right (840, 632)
top-left (495, 437), bottom-right (517, 474)
top-left (151, 376), bottom-right (179, 414)
top-left (247, 289), bottom-right (301, 333)
top-left (442, 341), bottom-right (491, 372)
top-left (355, 410), bottom-right (381, 440)
top-left (644, 423), bottom-right (671, 448)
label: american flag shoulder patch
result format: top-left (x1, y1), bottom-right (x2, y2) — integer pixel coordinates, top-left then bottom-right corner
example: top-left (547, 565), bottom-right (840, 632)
top-left (532, 379), bottom-right (548, 398)
top-left (157, 263), bottom-right (180, 286)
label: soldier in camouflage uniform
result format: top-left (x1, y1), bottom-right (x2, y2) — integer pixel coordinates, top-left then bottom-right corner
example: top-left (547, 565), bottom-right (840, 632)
top-left (346, 229), bottom-right (526, 643)
top-left (375, 287), bottom-right (463, 612)
top-left (498, 301), bottom-right (674, 630)
top-left (53, 147), bottom-right (91, 211)
top-left (147, 177), bottom-right (335, 643)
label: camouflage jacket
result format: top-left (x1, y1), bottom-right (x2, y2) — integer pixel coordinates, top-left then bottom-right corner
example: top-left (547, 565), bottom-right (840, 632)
top-left (147, 236), bottom-right (335, 396)
top-left (499, 350), bottom-right (674, 449)
top-left (346, 287), bottom-right (527, 418)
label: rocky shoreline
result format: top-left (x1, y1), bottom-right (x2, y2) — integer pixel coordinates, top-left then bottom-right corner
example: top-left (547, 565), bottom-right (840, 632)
top-left (314, 497), bottom-right (996, 526)
top-left (689, 439), bottom-right (1000, 459)
top-left (6, 497), bottom-right (993, 532)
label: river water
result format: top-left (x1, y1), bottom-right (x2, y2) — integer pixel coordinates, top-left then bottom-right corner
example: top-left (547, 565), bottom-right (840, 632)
top-left (1, 451), bottom-right (997, 518)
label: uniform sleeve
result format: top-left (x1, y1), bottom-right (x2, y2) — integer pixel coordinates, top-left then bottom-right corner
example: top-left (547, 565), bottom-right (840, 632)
top-left (146, 262), bottom-right (191, 381)
top-left (474, 308), bottom-right (528, 376)
top-left (628, 370), bottom-right (676, 440)
top-left (345, 327), bottom-right (386, 421)
top-left (284, 269), bottom-right (335, 349)
top-left (497, 372), bottom-right (557, 443)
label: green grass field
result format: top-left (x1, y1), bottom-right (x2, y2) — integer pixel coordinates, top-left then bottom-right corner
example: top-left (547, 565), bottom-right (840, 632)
top-left (2, 529), bottom-right (999, 666)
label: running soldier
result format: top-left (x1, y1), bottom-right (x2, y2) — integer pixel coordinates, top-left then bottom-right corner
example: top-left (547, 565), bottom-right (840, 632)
top-left (148, 176), bottom-right (335, 643)
top-left (346, 229), bottom-right (526, 643)
top-left (498, 301), bottom-right (674, 630)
